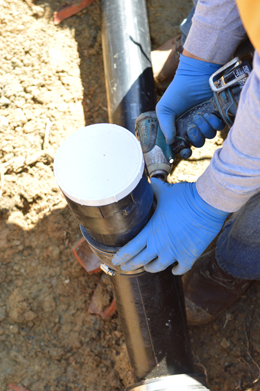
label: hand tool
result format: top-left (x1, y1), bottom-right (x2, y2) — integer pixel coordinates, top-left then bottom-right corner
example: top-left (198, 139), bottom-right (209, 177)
top-left (136, 57), bottom-right (252, 179)
top-left (135, 111), bottom-right (174, 181)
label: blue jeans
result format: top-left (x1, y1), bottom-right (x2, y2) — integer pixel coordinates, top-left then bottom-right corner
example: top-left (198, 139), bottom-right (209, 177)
top-left (216, 192), bottom-right (260, 280)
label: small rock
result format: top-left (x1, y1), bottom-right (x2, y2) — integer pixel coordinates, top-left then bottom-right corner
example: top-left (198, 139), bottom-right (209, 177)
top-left (9, 324), bottom-right (19, 334)
top-left (7, 290), bottom-right (29, 323)
top-left (114, 331), bottom-right (122, 339)
top-left (7, 289), bottom-right (36, 323)
top-left (32, 91), bottom-right (49, 105)
top-left (3, 83), bottom-right (23, 98)
top-left (11, 58), bottom-right (23, 68)
top-left (43, 296), bottom-right (56, 313)
top-left (23, 310), bottom-right (37, 322)
top-left (23, 121), bottom-right (35, 134)
top-left (0, 96), bottom-right (11, 106)
top-left (88, 274), bottom-right (116, 320)
top-left (22, 58), bottom-right (32, 67)
top-left (49, 347), bottom-right (65, 360)
top-left (47, 245), bottom-right (60, 260)
top-left (220, 338), bottom-right (230, 349)
top-left (32, 5), bottom-right (45, 18)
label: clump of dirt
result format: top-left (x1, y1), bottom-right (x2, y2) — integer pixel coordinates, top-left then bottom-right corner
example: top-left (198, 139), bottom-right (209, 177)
top-left (1, 0), bottom-right (259, 390)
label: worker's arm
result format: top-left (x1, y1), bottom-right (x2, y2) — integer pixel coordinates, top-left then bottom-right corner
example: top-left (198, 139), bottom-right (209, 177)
top-left (197, 51), bottom-right (260, 212)
top-left (184, 0), bottom-right (246, 64)
top-left (112, 0), bottom-right (260, 275)
top-left (156, 0), bottom-right (246, 156)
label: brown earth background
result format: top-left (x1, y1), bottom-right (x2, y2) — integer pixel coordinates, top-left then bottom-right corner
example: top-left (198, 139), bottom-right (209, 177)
top-left (1, 0), bottom-right (260, 390)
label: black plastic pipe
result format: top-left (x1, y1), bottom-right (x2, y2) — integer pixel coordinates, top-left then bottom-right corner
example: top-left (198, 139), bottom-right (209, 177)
top-left (111, 270), bottom-right (194, 382)
top-left (100, 0), bottom-right (194, 382)
top-left (65, 174), bottom-right (154, 247)
top-left (100, 0), bottom-right (156, 134)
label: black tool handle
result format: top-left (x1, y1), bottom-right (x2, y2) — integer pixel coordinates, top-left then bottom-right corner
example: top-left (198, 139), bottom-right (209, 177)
top-left (171, 98), bottom-right (218, 155)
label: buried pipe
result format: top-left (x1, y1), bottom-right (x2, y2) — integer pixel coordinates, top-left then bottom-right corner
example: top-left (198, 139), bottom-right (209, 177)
top-left (99, 0), bottom-right (200, 385)
top-left (54, 0), bottom-right (210, 389)
top-left (100, 0), bottom-right (156, 134)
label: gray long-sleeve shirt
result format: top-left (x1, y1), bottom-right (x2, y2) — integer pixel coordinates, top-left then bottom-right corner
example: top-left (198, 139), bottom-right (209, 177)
top-left (184, 0), bottom-right (260, 212)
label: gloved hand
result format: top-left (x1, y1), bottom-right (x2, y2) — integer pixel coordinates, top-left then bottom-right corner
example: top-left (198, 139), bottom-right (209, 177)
top-left (185, 113), bottom-right (225, 150)
top-left (112, 179), bottom-right (229, 275)
top-left (156, 54), bottom-right (225, 158)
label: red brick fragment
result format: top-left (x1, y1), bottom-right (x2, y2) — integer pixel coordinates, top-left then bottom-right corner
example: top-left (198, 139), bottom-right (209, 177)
top-left (54, 0), bottom-right (95, 25)
top-left (72, 237), bottom-right (101, 274)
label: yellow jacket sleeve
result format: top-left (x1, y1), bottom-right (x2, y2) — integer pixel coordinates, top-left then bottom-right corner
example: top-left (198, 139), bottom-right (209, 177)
top-left (236, 0), bottom-right (260, 52)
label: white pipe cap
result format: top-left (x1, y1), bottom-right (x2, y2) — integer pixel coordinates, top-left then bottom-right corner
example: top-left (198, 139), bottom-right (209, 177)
top-left (54, 124), bottom-right (145, 206)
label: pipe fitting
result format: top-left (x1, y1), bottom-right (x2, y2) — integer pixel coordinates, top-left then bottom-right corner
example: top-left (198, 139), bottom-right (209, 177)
top-left (127, 374), bottom-right (210, 391)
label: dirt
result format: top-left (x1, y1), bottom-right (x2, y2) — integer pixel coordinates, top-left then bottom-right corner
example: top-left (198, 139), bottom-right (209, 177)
top-left (1, 0), bottom-right (260, 390)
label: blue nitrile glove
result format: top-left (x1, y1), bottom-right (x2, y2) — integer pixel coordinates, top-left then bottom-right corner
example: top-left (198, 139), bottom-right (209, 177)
top-left (185, 113), bottom-right (225, 150)
top-left (112, 179), bottom-right (229, 275)
top-left (156, 54), bottom-right (225, 158)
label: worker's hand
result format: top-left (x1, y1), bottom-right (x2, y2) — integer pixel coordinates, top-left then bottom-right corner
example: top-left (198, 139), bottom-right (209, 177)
top-left (112, 179), bottom-right (228, 275)
top-left (156, 54), bottom-right (224, 157)
top-left (185, 113), bottom-right (225, 149)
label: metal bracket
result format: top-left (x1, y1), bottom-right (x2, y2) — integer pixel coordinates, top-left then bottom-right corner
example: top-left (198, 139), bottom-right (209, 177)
top-left (209, 57), bottom-right (250, 93)
top-left (100, 263), bottom-right (115, 276)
